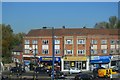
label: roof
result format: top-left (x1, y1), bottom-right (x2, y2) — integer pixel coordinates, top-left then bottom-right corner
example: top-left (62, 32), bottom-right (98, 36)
top-left (12, 44), bottom-right (23, 52)
top-left (25, 28), bottom-right (120, 37)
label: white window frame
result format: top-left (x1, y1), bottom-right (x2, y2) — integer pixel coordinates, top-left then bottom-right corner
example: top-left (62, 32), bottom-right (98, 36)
top-left (42, 40), bottom-right (49, 45)
top-left (91, 49), bottom-right (97, 54)
top-left (25, 49), bottom-right (30, 54)
top-left (24, 40), bottom-right (30, 44)
top-left (65, 39), bottom-right (73, 44)
top-left (110, 40), bottom-right (115, 45)
top-left (42, 49), bottom-right (49, 54)
top-left (77, 39), bottom-right (86, 44)
top-left (32, 40), bottom-right (38, 44)
top-left (101, 40), bottom-right (107, 44)
top-left (66, 50), bottom-right (73, 54)
top-left (55, 40), bottom-right (60, 44)
top-left (101, 49), bottom-right (107, 54)
top-left (77, 50), bottom-right (85, 54)
top-left (55, 49), bottom-right (60, 54)
top-left (91, 40), bottom-right (97, 44)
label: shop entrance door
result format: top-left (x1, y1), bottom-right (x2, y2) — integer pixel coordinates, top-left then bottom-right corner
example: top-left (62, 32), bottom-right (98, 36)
top-left (76, 62), bottom-right (82, 71)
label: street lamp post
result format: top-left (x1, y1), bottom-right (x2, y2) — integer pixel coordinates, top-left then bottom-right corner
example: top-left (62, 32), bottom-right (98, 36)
top-left (43, 27), bottom-right (55, 80)
top-left (29, 44), bottom-right (37, 80)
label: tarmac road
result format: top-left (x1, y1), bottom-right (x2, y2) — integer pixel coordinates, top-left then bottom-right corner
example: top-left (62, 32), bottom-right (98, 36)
top-left (2, 71), bottom-right (120, 80)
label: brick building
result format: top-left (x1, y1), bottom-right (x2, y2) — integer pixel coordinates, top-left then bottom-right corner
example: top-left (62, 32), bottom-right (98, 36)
top-left (23, 28), bottom-right (120, 71)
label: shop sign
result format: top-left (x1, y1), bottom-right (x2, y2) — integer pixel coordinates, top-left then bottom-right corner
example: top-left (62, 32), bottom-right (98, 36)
top-left (39, 57), bottom-right (61, 62)
top-left (91, 56), bottom-right (111, 60)
top-left (64, 56), bottom-right (87, 61)
top-left (111, 55), bottom-right (120, 60)
top-left (90, 56), bottom-right (111, 63)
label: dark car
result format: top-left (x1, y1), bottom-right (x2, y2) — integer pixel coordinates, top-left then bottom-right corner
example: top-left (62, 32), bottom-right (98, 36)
top-left (35, 67), bottom-right (48, 73)
top-left (49, 70), bottom-right (67, 79)
top-left (74, 73), bottom-right (93, 80)
top-left (10, 67), bottom-right (26, 73)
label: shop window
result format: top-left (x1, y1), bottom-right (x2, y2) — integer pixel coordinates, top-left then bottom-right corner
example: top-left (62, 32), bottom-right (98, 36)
top-left (42, 49), bottom-right (49, 54)
top-left (111, 61), bottom-right (116, 66)
top-left (101, 40), bottom-right (107, 44)
top-left (42, 40), bottom-right (49, 45)
top-left (77, 39), bottom-right (86, 44)
top-left (70, 61), bottom-right (75, 67)
top-left (82, 61), bottom-right (86, 69)
top-left (64, 61), bottom-right (70, 70)
top-left (65, 39), bottom-right (73, 44)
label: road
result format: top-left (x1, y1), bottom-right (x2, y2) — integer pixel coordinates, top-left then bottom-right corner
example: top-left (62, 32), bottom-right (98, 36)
top-left (2, 71), bottom-right (120, 80)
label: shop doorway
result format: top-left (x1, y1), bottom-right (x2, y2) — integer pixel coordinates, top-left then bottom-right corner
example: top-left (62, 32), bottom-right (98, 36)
top-left (76, 61), bottom-right (82, 71)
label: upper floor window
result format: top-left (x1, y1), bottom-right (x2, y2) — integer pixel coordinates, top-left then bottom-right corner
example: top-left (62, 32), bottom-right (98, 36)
top-left (66, 50), bottom-right (73, 54)
top-left (101, 49), bottom-right (107, 54)
top-left (42, 49), bottom-right (49, 54)
top-left (101, 40), bottom-right (107, 44)
top-left (32, 40), bottom-right (38, 44)
top-left (65, 39), bottom-right (73, 44)
top-left (110, 40), bottom-right (115, 45)
top-left (110, 50), bottom-right (115, 54)
top-left (25, 49), bottom-right (30, 54)
top-left (55, 40), bottom-right (60, 44)
top-left (116, 40), bottom-right (120, 44)
top-left (78, 50), bottom-right (85, 54)
top-left (32, 49), bottom-right (38, 54)
top-left (55, 50), bottom-right (60, 54)
top-left (42, 40), bottom-right (49, 45)
top-left (24, 40), bottom-right (30, 44)
top-left (91, 49), bottom-right (97, 54)
top-left (77, 39), bottom-right (86, 44)
top-left (91, 40), bottom-right (97, 44)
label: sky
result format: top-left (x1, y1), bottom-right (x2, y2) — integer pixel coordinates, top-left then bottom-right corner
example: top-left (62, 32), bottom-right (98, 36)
top-left (2, 2), bottom-right (119, 33)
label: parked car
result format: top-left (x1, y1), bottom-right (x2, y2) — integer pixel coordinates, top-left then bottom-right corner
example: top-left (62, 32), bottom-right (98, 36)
top-left (69, 67), bottom-right (81, 74)
top-left (74, 73), bottom-right (93, 80)
top-left (49, 70), bottom-right (67, 79)
top-left (10, 67), bottom-right (26, 73)
top-left (93, 67), bottom-right (105, 78)
top-left (112, 66), bottom-right (120, 73)
top-left (98, 68), bottom-right (118, 78)
top-left (35, 67), bottom-right (48, 73)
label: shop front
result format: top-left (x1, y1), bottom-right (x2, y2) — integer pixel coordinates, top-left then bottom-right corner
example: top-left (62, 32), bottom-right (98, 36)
top-left (111, 55), bottom-right (120, 68)
top-left (90, 56), bottom-right (111, 70)
top-left (61, 56), bottom-right (88, 72)
top-left (39, 56), bottom-right (61, 70)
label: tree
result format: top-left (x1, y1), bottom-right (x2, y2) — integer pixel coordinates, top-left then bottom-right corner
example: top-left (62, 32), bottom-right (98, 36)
top-left (94, 16), bottom-right (120, 29)
top-left (2, 24), bottom-right (14, 63)
top-left (2, 24), bottom-right (26, 63)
